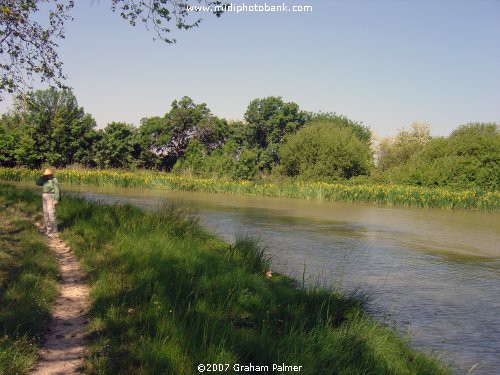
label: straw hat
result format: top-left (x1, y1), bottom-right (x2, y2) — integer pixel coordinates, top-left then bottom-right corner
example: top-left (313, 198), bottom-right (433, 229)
top-left (43, 168), bottom-right (54, 176)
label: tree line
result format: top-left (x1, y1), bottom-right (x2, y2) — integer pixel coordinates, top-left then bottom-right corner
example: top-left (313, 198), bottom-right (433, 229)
top-left (0, 88), bottom-right (498, 191)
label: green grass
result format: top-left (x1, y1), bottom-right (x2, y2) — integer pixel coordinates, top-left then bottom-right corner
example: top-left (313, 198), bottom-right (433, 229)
top-left (0, 187), bottom-right (59, 375)
top-left (1, 167), bottom-right (499, 211)
top-left (0, 184), bottom-right (449, 374)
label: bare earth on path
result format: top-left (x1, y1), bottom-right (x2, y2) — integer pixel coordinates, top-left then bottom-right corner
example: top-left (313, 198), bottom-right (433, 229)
top-left (33, 226), bottom-right (90, 375)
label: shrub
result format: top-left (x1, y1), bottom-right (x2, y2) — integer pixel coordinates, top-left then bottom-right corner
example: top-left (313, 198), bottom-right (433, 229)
top-left (384, 123), bottom-right (500, 190)
top-left (279, 121), bottom-right (373, 181)
top-left (377, 122), bottom-right (431, 170)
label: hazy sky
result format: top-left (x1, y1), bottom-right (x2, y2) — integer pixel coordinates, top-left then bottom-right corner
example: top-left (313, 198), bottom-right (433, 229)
top-left (1, 0), bottom-right (499, 137)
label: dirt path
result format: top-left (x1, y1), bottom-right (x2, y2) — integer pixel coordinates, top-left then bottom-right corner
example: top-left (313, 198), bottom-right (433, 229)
top-left (32, 229), bottom-right (90, 375)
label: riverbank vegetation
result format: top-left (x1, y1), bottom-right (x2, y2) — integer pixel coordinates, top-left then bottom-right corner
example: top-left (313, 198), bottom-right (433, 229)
top-left (0, 187), bottom-right (59, 374)
top-left (0, 89), bottom-right (498, 209)
top-left (0, 184), bottom-right (449, 374)
top-left (1, 167), bottom-right (499, 211)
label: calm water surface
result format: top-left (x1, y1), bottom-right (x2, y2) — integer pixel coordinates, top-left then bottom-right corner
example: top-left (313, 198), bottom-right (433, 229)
top-left (14, 182), bottom-right (500, 374)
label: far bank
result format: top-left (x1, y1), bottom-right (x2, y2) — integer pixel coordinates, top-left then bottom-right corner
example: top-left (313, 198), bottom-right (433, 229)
top-left (0, 167), bottom-right (499, 211)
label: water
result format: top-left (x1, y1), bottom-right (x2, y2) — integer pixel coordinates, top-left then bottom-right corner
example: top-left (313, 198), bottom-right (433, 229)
top-left (14, 182), bottom-right (500, 374)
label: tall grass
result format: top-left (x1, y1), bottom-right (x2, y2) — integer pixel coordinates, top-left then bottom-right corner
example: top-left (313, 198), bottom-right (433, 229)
top-left (0, 188), bottom-right (446, 374)
top-left (0, 186), bottom-right (59, 375)
top-left (1, 167), bottom-right (499, 211)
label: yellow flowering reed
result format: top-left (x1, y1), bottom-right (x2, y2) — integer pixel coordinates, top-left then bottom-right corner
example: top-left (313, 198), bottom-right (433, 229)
top-left (1, 167), bottom-right (498, 211)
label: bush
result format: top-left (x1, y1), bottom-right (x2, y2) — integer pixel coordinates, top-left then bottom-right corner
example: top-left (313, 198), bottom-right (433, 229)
top-left (384, 123), bottom-right (500, 190)
top-left (173, 140), bottom-right (259, 181)
top-left (279, 121), bottom-right (373, 181)
top-left (377, 122), bottom-right (430, 171)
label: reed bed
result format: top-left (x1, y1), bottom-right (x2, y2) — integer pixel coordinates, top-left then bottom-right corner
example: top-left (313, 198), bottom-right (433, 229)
top-left (1, 167), bottom-right (498, 211)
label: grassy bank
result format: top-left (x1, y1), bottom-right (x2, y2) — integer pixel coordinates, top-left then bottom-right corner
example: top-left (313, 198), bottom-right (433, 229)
top-left (0, 187), bottom-right (59, 374)
top-left (1, 167), bottom-right (499, 211)
top-left (0, 184), bottom-right (448, 374)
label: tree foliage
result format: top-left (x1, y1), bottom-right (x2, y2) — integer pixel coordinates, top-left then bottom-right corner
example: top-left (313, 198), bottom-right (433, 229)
top-left (244, 96), bottom-right (308, 149)
top-left (307, 112), bottom-right (372, 144)
top-left (111, 0), bottom-right (224, 43)
top-left (0, 0), bottom-right (74, 95)
top-left (0, 0), bottom-right (224, 97)
top-left (139, 96), bottom-right (227, 170)
top-left (0, 113), bottom-right (19, 166)
top-left (384, 123), bottom-right (500, 190)
top-left (94, 122), bottom-right (140, 169)
top-left (1, 88), bottom-right (497, 192)
top-left (0, 88), bottom-right (97, 167)
top-left (242, 96), bottom-right (308, 172)
top-left (279, 121), bottom-right (373, 181)
top-left (377, 122), bottom-right (431, 171)
top-left (173, 139), bottom-right (259, 180)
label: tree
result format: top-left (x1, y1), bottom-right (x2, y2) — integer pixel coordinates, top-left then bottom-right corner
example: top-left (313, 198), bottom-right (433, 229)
top-left (0, 88), bottom-right (97, 167)
top-left (166, 96), bottom-right (212, 153)
top-left (0, 1), bottom-right (74, 95)
top-left (93, 122), bottom-right (141, 169)
top-left (172, 138), bottom-right (259, 180)
top-left (243, 96), bottom-right (308, 172)
top-left (307, 112), bottom-right (372, 144)
top-left (0, 0), bottom-right (224, 97)
top-left (137, 115), bottom-right (170, 169)
top-left (139, 96), bottom-right (225, 170)
top-left (377, 122), bottom-right (431, 171)
top-left (279, 121), bottom-right (373, 181)
top-left (244, 96), bottom-right (307, 149)
top-left (384, 123), bottom-right (500, 190)
top-left (24, 88), bottom-right (98, 166)
top-left (0, 114), bottom-right (18, 166)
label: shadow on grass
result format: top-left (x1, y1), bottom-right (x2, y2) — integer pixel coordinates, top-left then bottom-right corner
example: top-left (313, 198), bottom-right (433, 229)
top-left (53, 194), bottom-right (448, 375)
top-left (0, 185), bottom-right (59, 375)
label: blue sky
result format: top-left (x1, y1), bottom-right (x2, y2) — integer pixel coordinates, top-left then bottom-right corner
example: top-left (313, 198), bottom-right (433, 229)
top-left (1, 0), bottom-right (499, 137)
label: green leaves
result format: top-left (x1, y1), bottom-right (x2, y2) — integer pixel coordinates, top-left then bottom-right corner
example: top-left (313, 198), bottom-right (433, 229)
top-left (382, 123), bottom-right (500, 190)
top-left (244, 96), bottom-right (307, 150)
top-left (0, 0), bottom-right (74, 96)
top-left (0, 88), bottom-right (97, 168)
top-left (94, 122), bottom-right (140, 169)
top-left (279, 121), bottom-right (373, 181)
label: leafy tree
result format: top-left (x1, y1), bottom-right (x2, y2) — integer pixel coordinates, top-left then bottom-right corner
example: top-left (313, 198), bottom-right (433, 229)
top-left (139, 96), bottom-right (226, 170)
top-left (244, 96), bottom-right (308, 149)
top-left (171, 139), bottom-right (207, 175)
top-left (233, 146), bottom-right (259, 180)
top-left (173, 139), bottom-right (259, 180)
top-left (384, 123), bottom-right (500, 190)
top-left (0, 1), bottom-right (74, 95)
top-left (93, 122), bottom-right (141, 169)
top-left (243, 96), bottom-right (308, 172)
top-left (0, 115), bottom-right (18, 166)
top-left (195, 116), bottom-right (228, 151)
top-left (0, 112), bottom-right (41, 167)
top-left (26, 88), bottom-right (97, 166)
top-left (165, 96), bottom-right (212, 158)
top-left (0, 0), bottom-right (224, 97)
top-left (137, 116), bottom-right (170, 169)
top-left (225, 120), bottom-right (252, 147)
top-left (307, 112), bottom-right (372, 144)
top-left (377, 122), bottom-right (431, 171)
top-left (279, 121), bottom-right (373, 181)
top-left (0, 88), bottom-right (97, 167)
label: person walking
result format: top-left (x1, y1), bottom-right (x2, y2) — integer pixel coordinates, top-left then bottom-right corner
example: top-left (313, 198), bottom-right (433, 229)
top-left (36, 168), bottom-right (61, 238)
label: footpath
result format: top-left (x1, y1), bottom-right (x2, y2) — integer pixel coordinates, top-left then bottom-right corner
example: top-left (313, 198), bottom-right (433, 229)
top-left (32, 228), bottom-right (89, 375)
